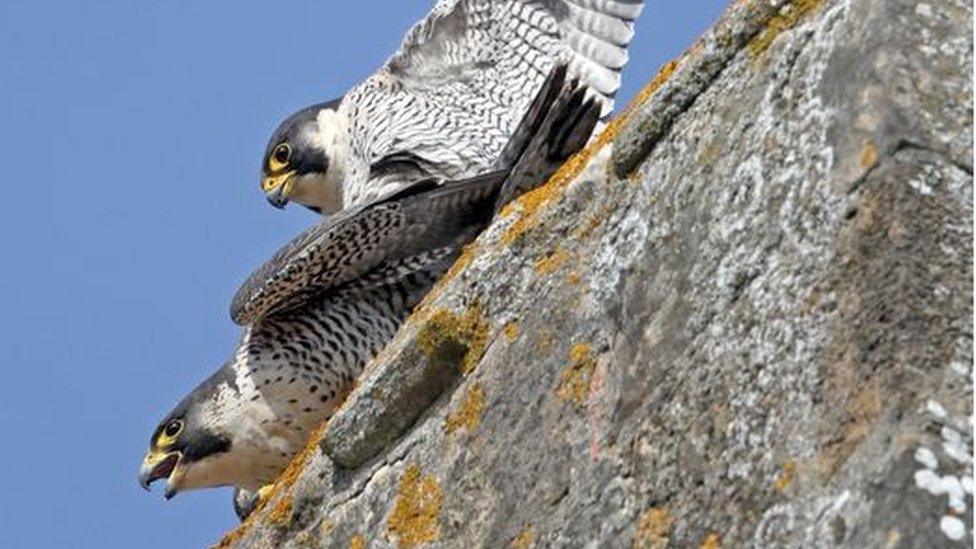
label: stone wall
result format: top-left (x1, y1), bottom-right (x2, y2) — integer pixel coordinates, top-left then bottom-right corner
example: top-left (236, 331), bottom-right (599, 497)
top-left (223, 0), bottom-right (974, 546)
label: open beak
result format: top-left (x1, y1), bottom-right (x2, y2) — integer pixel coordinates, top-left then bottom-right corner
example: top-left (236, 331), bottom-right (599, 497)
top-left (262, 172), bottom-right (295, 209)
top-left (139, 449), bottom-right (185, 500)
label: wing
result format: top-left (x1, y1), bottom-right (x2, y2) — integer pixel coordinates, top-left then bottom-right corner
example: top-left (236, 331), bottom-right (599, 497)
top-left (387, 0), bottom-right (644, 116)
top-left (230, 171), bottom-right (504, 325)
top-left (341, 0), bottom-right (644, 205)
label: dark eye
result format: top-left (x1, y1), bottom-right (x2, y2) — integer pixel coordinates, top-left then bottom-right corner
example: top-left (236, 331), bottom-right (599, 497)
top-left (164, 420), bottom-right (183, 438)
top-left (272, 143), bottom-right (291, 165)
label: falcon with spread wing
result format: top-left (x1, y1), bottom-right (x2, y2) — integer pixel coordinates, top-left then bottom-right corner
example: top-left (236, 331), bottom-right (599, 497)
top-left (139, 67), bottom-right (601, 506)
top-left (259, 0), bottom-right (644, 212)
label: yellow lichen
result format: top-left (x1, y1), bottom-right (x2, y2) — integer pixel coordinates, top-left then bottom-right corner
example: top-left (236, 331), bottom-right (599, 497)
top-left (556, 343), bottom-right (597, 405)
top-left (859, 140), bottom-right (878, 169)
top-left (747, 0), bottom-right (825, 58)
top-left (387, 464), bottom-right (443, 548)
top-left (349, 533), bottom-right (366, 549)
top-left (417, 304), bottom-right (489, 375)
top-left (267, 495), bottom-right (293, 526)
top-left (566, 271), bottom-right (582, 286)
top-left (774, 461), bottom-right (796, 492)
top-left (445, 384), bottom-right (486, 435)
top-left (700, 533), bottom-right (722, 549)
top-left (440, 242), bottom-right (479, 287)
top-left (634, 507), bottom-right (673, 549)
top-left (294, 530), bottom-right (314, 546)
top-left (498, 57), bottom-right (682, 246)
top-left (511, 524), bottom-right (534, 549)
top-left (534, 246), bottom-right (571, 275)
top-left (216, 422), bottom-right (330, 547)
top-left (503, 321), bottom-right (519, 342)
top-left (574, 210), bottom-right (608, 240)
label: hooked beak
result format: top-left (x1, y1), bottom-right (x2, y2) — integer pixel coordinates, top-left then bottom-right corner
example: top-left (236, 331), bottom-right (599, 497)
top-left (262, 171), bottom-right (295, 209)
top-left (139, 449), bottom-right (185, 500)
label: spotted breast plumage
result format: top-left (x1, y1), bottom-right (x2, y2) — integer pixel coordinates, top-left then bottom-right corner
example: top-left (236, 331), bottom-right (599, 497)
top-left (258, 0), bottom-right (645, 213)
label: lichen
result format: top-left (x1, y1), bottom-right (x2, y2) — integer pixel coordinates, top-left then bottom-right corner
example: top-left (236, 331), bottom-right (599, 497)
top-left (349, 533), bottom-right (366, 549)
top-left (700, 533), bottom-right (722, 549)
top-left (511, 524), bottom-right (534, 548)
top-left (774, 461), bottom-right (796, 491)
top-left (574, 209), bottom-right (609, 240)
top-left (556, 343), bottom-right (597, 405)
top-left (387, 464), bottom-right (443, 548)
top-left (445, 383), bottom-right (486, 435)
top-left (747, 0), bottom-right (825, 58)
top-left (267, 496), bottom-right (293, 526)
top-left (534, 246), bottom-right (571, 275)
top-left (294, 530), bottom-right (314, 546)
top-left (216, 422), bottom-right (330, 547)
top-left (859, 140), bottom-right (878, 169)
top-left (503, 321), bottom-right (519, 343)
top-left (417, 304), bottom-right (489, 375)
top-left (498, 153), bottom-right (586, 246)
top-left (439, 242), bottom-right (480, 288)
top-left (634, 507), bottom-right (673, 549)
top-left (498, 56), bottom-right (682, 247)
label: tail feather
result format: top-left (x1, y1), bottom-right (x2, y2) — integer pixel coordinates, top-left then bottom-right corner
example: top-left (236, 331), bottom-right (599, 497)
top-left (559, 0), bottom-right (645, 117)
top-left (493, 66), bottom-right (602, 212)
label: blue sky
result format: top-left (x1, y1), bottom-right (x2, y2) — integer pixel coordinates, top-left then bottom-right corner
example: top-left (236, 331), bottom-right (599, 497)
top-left (0, 1), bottom-right (727, 546)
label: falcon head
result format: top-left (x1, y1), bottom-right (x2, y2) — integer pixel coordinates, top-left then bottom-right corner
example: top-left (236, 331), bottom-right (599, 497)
top-left (261, 98), bottom-right (347, 214)
top-left (139, 367), bottom-right (240, 499)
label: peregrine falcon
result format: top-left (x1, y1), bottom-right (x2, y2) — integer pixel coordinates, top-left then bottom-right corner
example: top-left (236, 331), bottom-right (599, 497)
top-left (139, 66), bottom-right (601, 503)
top-left (259, 0), bottom-right (645, 213)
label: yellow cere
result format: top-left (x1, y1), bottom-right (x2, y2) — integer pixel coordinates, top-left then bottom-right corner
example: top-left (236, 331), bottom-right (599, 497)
top-left (262, 171), bottom-right (296, 193)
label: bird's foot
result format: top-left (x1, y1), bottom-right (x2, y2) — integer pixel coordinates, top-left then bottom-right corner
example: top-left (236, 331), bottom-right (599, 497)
top-left (232, 484), bottom-right (275, 522)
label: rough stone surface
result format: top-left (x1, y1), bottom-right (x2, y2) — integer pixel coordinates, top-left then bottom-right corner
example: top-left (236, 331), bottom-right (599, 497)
top-left (223, 0), bottom-right (973, 546)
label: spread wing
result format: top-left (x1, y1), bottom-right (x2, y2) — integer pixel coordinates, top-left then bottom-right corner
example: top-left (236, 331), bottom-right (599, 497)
top-left (341, 0), bottom-right (644, 205)
top-left (230, 172), bottom-right (504, 325)
top-left (390, 0), bottom-right (644, 113)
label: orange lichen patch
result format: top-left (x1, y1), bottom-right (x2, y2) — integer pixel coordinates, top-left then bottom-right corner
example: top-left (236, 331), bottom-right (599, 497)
top-left (634, 507), bottom-right (673, 549)
top-left (747, 0), bottom-right (825, 58)
top-left (774, 461), bottom-right (796, 491)
top-left (556, 343), bottom-right (597, 405)
top-left (417, 304), bottom-right (489, 375)
top-left (700, 533), bottom-right (722, 549)
top-left (441, 243), bottom-right (480, 287)
top-left (859, 140), bottom-right (878, 169)
top-left (566, 271), bottom-right (582, 286)
top-left (534, 246), bottom-right (571, 276)
top-left (349, 533), bottom-right (366, 549)
top-left (445, 383), bottom-right (486, 435)
top-left (511, 524), bottom-right (534, 549)
top-left (267, 495), bottom-right (293, 526)
top-left (498, 57), bottom-right (682, 246)
top-left (387, 464), bottom-right (443, 548)
top-left (598, 59), bottom-right (680, 151)
top-left (409, 243), bottom-right (484, 320)
top-left (574, 210), bottom-right (608, 240)
top-left (498, 155), bottom-right (583, 246)
top-left (503, 321), bottom-right (519, 343)
top-left (216, 422), bottom-right (329, 547)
